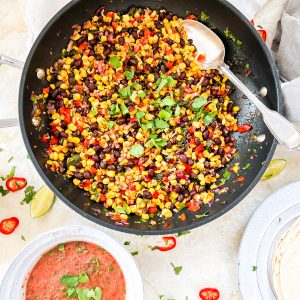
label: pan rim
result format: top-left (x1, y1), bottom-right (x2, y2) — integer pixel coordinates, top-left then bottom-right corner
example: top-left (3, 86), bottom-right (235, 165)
top-left (18, 0), bottom-right (281, 235)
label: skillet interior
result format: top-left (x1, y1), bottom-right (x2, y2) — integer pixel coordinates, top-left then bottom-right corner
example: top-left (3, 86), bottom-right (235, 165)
top-left (19, 0), bottom-right (281, 234)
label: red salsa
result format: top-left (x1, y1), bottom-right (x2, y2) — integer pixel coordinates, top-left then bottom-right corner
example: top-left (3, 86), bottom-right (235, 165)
top-left (25, 241), bottom-right (126, 300)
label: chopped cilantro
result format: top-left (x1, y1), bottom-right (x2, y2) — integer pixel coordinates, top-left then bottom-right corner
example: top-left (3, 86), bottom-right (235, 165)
top-left (200, 11), bottom-right (209, 21)
top-left (140, 121), bottom-right (154, 131)
top-left (1, 166), bottom-right (16, 181)
top-left (0, 186), bottom-right (9, 197)
top-left (138, 90), bottom-right (146, 99)
top-left (108, 263), bottom-right (115, 272)
top-left (154, 119), bottom-right (169, 129)
top-left (58, 244), bottom-right (65, 251)
top-left (129, 143), bottom-right (144, 158)
top-left (203, 111), bottom-right (217, 125)
top-left (176, 230), bottom-right (191, 237)
top-left (118, 86), bottom-right (132, 98)
top-left (8, 156), bottom-right (13, 162)
top-left (243, 163), bottom-right (251, 170)
top-left (21, 186), bottom-right (36, 204)
top-left (171, 263), bottom-right (182, 275)
top-left (223, 171), bottom-right (231, 180)
top-left (124, 241), bottom-right (130, 246)
top-left (109, 56), bottom-right (120, 69)
top-left (21, 235), bottom-right (26, 241)
top-left (252, 265), bottom-right (257, 272)
top-left (131, 251), bottom-right (138, 256)
top-left (158, 109), bottom-right (172, 120)
top-left (123, 69), bottom-right (135, 80)
top-left (103, 120), bottom-right (115, 130)
top-left (132, 82), bottom-right (141, 90)
top-left (135, 111), bottom-right (145, 123)
top-left (191, 96), bottom-right (208, 111)
top-left (155, 75), bottom-right (175, 92)
top-left (195, 211), bottom-right (210, 218)
top-left (162, 96), bottom-right (175, 106)
top-left (0, 148), bottom-right (3, 152)
top-left (91, 106), bottom-right (98, 117)
top-left (109, 103), bottom-right (120, 116)
top-left (174, 106), bottom-right (181, 117)
top-left (120, 103), bottom-right (129, 115)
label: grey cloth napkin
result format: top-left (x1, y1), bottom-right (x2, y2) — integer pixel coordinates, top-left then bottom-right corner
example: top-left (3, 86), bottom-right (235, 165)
top-left (273, 0), bottom-right (300, 122)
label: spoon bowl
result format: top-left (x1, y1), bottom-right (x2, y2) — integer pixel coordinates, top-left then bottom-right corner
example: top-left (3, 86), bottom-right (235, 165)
top-left (181, 19), bottom-right (300, 151)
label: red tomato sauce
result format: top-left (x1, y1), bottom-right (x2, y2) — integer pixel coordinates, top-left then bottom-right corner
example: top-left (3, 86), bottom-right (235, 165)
top-left (25, 241), bottom-right (126, 300)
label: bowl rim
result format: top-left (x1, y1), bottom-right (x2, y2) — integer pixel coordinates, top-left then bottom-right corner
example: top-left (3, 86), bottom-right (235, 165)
top-left (0, 225), bottom-right (144, 300)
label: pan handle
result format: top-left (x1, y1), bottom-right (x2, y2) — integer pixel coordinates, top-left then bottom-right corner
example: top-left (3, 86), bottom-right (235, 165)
top-left (0, 53), bottom-right (24, 69)
top-left (0, 54), bottom-right (23, 128)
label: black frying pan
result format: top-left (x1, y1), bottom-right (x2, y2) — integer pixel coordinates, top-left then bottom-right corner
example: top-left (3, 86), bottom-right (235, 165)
top-left (18, 0), bottom-right (281, 234)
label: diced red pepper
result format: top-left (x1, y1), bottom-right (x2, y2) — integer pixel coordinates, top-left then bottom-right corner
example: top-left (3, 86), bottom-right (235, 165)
top-left (90, 167), bottom-right (97, 175)
top-left (50, 136), bottom-right (59, 145)
top-left (43, 87), bottom-right (50, 94)
top-left (166, 61), bottom-right (173, 69)
top-left (197, 54), bottom-right (206, 63)
top-left (179, 213), bottom-right (186, 221)
top-left (6, 177), bottom-right (27, 192)
top-left (130, 117), bottom-right (137, 123)
top-left (186, 14), bottom-right (197, 20)
top-left (163, 221), bottom-right (170, 228)
top-left (155, 236), bottom-right (176, 251)
top-left (0, 217), bottom-right (19, 235)
top-left (186, 200), bottom-right (200, 212)
top-left (129, 184), bottom-right (136, 191)
top-left (60, 107), bottom-right (72, 124)
top-left (185, 164), bottom-right (192, 174)
top-left (148, 206), bottom-right (158, 214)
top-left (106, 11), bottom-right (114, 18)
top-left (163, 177), bottom-right (169, 183)
top-left (112, 213), bottom-right (121, 221)
top-left (152, 190), bottom-right (159, 199)
top-left (41, 133), bottom-right (49, 143)
top-left (111, 21), bottom-right (118, 30)
top-left (143, 175), bottom-right (151, 182)
top-left (258, 29), bottom-right (267, 42)
top-left (79, 180), bottom-right (91, 188)
top-left (78, 43), bottom-right (88, 51)
top-left (199, 288), bottom-right (220, 300)
top-left (237, 124), bottom-right (253, 133)
top-left (250, 19), bottom-right (255, 26)
top-left (74, 100), bottom-right (81, 107)
top-left (83, 138), bottom-right (90, 147)
top-left (235, 175), bottom-right (245, 183)
top-left (100, 194), bottom-right (107, 202)
top-left (134, 44), bottom-right (140, 54)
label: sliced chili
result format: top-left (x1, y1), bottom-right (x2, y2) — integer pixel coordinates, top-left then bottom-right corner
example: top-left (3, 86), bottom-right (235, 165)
top-left (155, 236), bottom-right (176, 251)
top-left (199, 288), bottom-right (220, 300)
top-left (0, 217), bottom-right (19, 235)
top-left (258, 29), bottom-right (267, 42)
top-left (6, 177), bottom-right (27, 192)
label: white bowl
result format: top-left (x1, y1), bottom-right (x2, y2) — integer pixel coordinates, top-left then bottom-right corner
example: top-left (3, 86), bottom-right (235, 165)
top-left (0, 225), bottom-right (143, 300)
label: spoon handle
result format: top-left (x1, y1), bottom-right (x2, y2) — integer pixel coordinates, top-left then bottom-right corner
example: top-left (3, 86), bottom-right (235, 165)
top-left (219, 63), bottom-right (300, 151)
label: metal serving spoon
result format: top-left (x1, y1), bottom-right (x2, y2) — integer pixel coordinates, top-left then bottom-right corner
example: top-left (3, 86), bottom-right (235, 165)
top-left (181, 19), bottom-right (300, 151)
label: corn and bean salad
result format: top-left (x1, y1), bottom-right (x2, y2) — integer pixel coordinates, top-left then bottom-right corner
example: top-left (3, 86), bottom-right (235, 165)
top-left (32, 7), bottom-right (239, 223)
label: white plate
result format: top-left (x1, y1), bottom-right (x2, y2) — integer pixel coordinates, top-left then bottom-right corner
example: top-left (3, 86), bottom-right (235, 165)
top-left (0, 225), bottom-right (143, 300)
top-left (238, 181), bottom-right (300, 300)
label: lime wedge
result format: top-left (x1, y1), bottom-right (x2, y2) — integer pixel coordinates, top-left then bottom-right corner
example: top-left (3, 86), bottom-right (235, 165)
top-left (261, 159), bottom-right (287, 180)
top-left (30, 186), bottom-right (55, 218)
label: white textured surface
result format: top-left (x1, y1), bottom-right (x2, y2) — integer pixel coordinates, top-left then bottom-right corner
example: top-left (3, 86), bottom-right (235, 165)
top-left (1, 1), bottom-right (300, 299)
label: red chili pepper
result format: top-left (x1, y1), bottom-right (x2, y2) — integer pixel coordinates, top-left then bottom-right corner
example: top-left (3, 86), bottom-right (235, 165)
top-left (148, 206), bottom-right (158, 214)
top-left (237, 124), bottom-right (253, 133)
top-left (41, 133), bottom-right (49, 143)
top-left (197, 54), bottom-right (206, 63)
top-left (6, 177), bottom-right (27, 192)
top-left (0, 217), bottom-right (19, 235)
top-left (106, 11), bottom-right (114, 18)
top-left (156, 236), bottom-right (177, 251)
top-left (258, 29), bottom-right (267, 42)
top-left (250, 19), bottom-right (255, 26)
top-left (186, 200), bottom-right (200, 212)
top-left (166, 61), bottom-right (173, 69)
top-left (235, 175), bottom-right (245, 183)
top-left (152, 190), bottom-right (159, 199)
top-left (199, 288), bottom-right (220, 300)
top-left (186, 14), bottom-right (197, 20)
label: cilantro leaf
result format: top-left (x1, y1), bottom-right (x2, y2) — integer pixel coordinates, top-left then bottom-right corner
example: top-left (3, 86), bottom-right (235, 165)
top-left (140, 121), bottom-right (154, 131)
top-left (176, 230), bottom-right (191, 237)
top-left (91, 106), bottom-right (98, 117)
top-left (135, 111), bottom-right (145, 122)
top-left (203, 110), bottom-right (217, 125)
top-left (162, 96), bottom-right (175, 106)
top-left (60, 275), bottom-right (80, 288)
top-left (0, 186), bottom-right (9, 196)
top-left (109, 103), bottom-right (120, 116)
top-left (67, 287), bottom-right (77, 298)
top-left (158, 109), bottom-right (172, 120)
top-left (138, 90), bottom-right (146, 99)
top-left (21, 186), bottom-right (36, 204)
top-left (174, 105), bottom-right (181, 117)
top-left (103, 120), bottom-right (115, 130)
top-left (191, 96), bottom-right (208, 111)
top-left (118, 86), bottom-right (132, 98)
top-left (109, 56), bottom-right (120, 69)
top-left (195, 211), bottom-right (210, 218)
top-left (171, 263), bottom-right (182, 275)
top-left (129, 143), bottom-right (144, 158)
top-left (79, 273), bottom-right (89, 284)
top-left (131, 251), bottom-right (138, 256)
top-left (0, 166), bottom-right (16, 181)
top-left (155, 119), bottom-right (169, 129)
top-left (132, 82), bottom-right (141, 90)
top-left (120, 103), bottom-right (129, 115)
top-left (123, 70), bottom-right (135, 80)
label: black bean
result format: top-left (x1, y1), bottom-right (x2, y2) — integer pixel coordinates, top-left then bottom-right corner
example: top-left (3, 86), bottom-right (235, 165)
top-left (51, 89), bottom-right (59, 98)
top-left (154, 20), bottom-right (163, 29)
top-left (190, 172), bottom-right (197, 179)
top-left (221, 157), bottom-right (227, 165)
top-left (93, 145), bottom-right (101, 153)
top-left (92, 154), bottom-right (100, 162)
top-left (143, 190), bottom-right (152, 199)
top-left (202, 130), bottom-right (209, 139)
top-left (52, 130), bottom-right (60, 138)
top-left (218, 148), bottom-right (225, 156)
top-left (116, 118), bottom-right (126, 125)
top-left (100, 161), bottom-right (107, 168)
top-left (194, 138), bottom-right (201, 146)
top-left (188, 38), bottom-right (193, 45)
top-left (132, 31), bottom-right (138, 39)
top-left (148, 169), bottom-right (155, 178)
top-left (227, 103), bottom-right (233, 112)
top-left (214, 138), bottom-right (221, 145)
top-left (179, 72), bottom-right (186, 80)
top-left (82, 108), bottom-right (90, 116)
top-left (190, 190), bottom-right (196, 197)
top-left (127, 160), bottom-right (135, 168)
top-left (166, 38), bottom-right (173, 45)
top-left (116, 36), bottom-right (125, 45)
top-left (181, 116), bottom-right (188, 123)
top-left (60, 132), bottom-right (68, 138)
top-left (187, 159), bottom-right (194, 166)
top-left (114, 150), bottom-right (120, 158)
top-left (103, 47), bottom-right (111, 56)
top-left (97, 182), bottom-right (104, 189)
top-left (74, 172), bottom-right (84, 180)
top-left (107, 165), bottom-right (116, 170)
top-left (67, 142), bottom-right (75, 148)
top-left (178, 194), bottom-right (184, 202)
top-left (103, 147), bottom-right (111, 153)
top-left (175, 185), bottom-right (182, 193)
top-left (129, 58), bottom-right (137, 66)
top-left (83, 171), bottom-right (91, 179)
top-left (75, 162), bottom-right (82, 169)
top-left (138, 30), bottom-right (144, 37)
top-left (180, 39), bottom-right (185, 47)
top-left (90, 123), bottom-right (98, 130)
top-left (166, 14), bottom-right (173, 21)
top-left (158, 11), bottom-right (166, 21)
top-left (204, 161), bottom-right (210, 168)
top-left (225, 136), bottom-right (231, 143)
top-left (202, 78), bottom-right (209, 87)
top-left (88, 82), bottom-right (95, 92)
top-left (160, 64), bottom-right (167, 73)
top-left (179, 154), bottom-right (188, 163)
